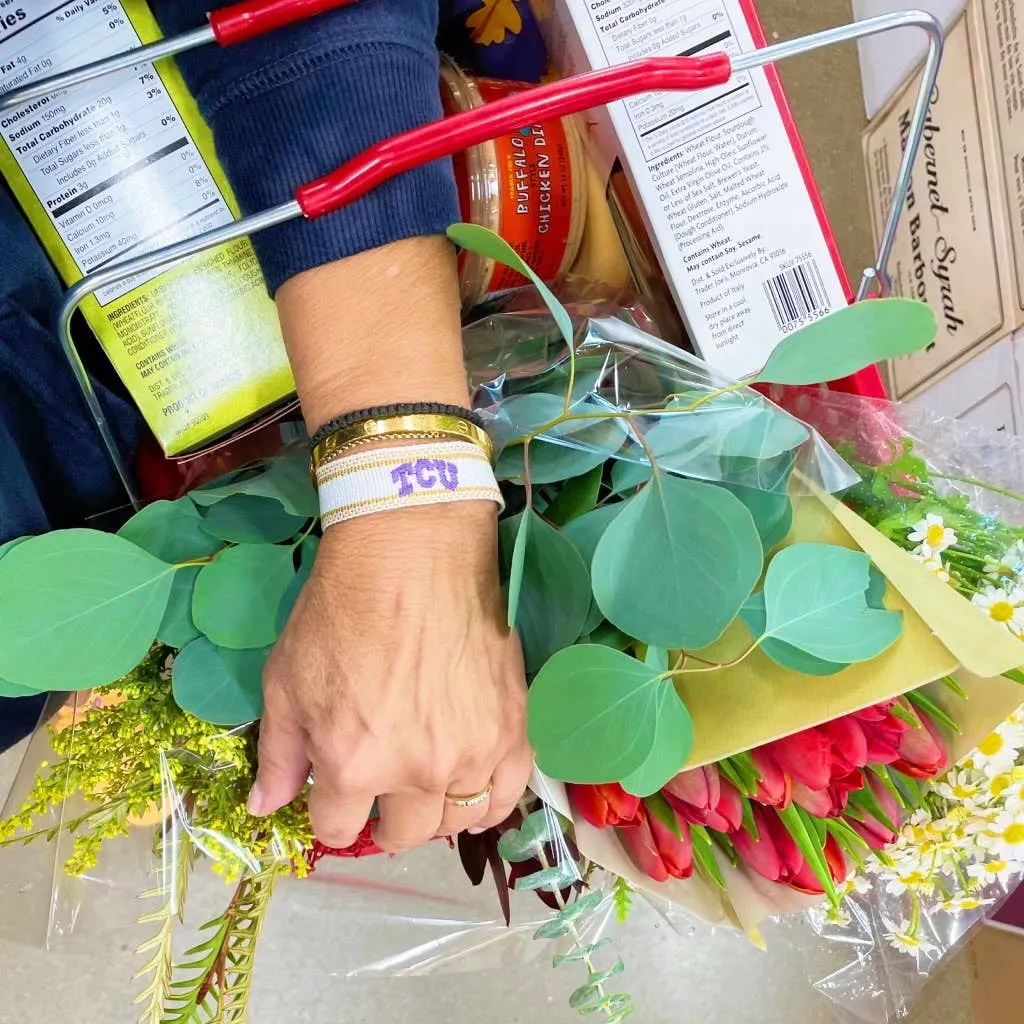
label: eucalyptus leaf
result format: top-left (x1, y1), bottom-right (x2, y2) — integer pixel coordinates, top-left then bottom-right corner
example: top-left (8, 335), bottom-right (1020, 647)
top-left (592, 476), bottom-right (762, 649)
top-left (0, 537), bottom-right (28, 561)
top-left (499, 512), bottom-right (590, 672)
top-left (504, 511), bottom-right (530, 629)
top-left (534, 919), bottom-right (571, 940)
top-left (569, 984), bottom-right (602, 1011)
top-left (619, 680), bottom-right (694, 797)
top-left (447, 224), bottom-right (574, 348)
top-left (545, 464), bottom-right (604, 527)
top-left (520, 808), bottom-right (561, 847)
top-left (553, 938), bottom-right (612, 965)
top-left (762, 544), bottom-right (902, 663)
top-left (171, 637), bottom-right (267, 726)
top-left (193, 544), bottom-right (296, 650)
top-left (157, 566), bottom-right (202, 648)
top-left (514, 863), bottom-right (578, 891)
top-left (558, 891), bottom-right (605, 922)
top-left (0, 530), bottom-right (174, 691)
top-left (562, 504), bottom-right (624, 635)
top-left (722, 482), bottom-right (793, 550)
top-left (755, 298), bottom-right (937, 386)
top-left (739, 591), bottom-right (848, 676)
top-left (118, 499), bottom-right (223, 563)
top-left (584, 623), bottom-right (633, 651)
top-left (276, 536), bottom-right (320, 633)
top-left (528, 645), bottom-right (693, 786)
top-left (190, 457), bottom-right (317, 518)
top-left (198, 494), bottom-right (306, 545)
top-left (497, 827), bottom-right (540, 863)
top-left (0, 677), bottom-right (42, 697)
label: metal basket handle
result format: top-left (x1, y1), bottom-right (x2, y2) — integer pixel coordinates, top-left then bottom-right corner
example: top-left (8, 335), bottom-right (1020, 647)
top-left (20, 9), bottom-right (942, 506)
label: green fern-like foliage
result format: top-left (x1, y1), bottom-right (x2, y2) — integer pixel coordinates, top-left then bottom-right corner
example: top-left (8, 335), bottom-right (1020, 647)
top-left (612, 877), bottom-right (634, 925)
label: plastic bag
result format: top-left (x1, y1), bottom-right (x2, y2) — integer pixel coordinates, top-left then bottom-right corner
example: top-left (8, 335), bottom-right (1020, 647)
top-left (763, 388), bottom-right (1024, 1023)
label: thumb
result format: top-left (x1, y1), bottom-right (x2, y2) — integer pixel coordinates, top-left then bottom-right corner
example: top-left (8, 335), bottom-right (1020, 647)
top-left (248, 699), bottom-right (310, 817)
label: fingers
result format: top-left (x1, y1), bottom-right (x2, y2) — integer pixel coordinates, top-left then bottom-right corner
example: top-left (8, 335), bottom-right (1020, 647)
top-left (248, 698), bottom-right (311, 817)
top-left (470, 744), bottom-right (534, 832)
top-left (438, 775), bottom-right (495, 836)
top-left (308, 783), bottom-right (376, 850)
top-left (372, 792), bottom-right (446, 853)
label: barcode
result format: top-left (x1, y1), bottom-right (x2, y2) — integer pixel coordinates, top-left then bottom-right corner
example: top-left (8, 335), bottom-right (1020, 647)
top-left (279, 420), bottom-right (309, 447)
top-left (763, 259), bottom-right (829, 331)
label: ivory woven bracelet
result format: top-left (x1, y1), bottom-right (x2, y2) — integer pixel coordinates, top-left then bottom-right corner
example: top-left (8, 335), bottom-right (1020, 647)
top-left (316, 441), bottom-right (504, 528)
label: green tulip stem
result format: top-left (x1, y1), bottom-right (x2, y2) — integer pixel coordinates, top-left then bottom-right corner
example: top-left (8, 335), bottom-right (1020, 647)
top-left (930, 473), bottom-right (1024, 506)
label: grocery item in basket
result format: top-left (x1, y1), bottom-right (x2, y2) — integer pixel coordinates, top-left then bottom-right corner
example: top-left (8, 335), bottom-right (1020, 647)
top-left (440, 60), bottom-right (588, 306)
top-left (0, 0), bottom-right (294, 456)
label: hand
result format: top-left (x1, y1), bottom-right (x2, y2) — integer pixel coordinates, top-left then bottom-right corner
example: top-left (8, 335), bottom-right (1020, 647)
top-left (248, 501), bottom-right (532, 851)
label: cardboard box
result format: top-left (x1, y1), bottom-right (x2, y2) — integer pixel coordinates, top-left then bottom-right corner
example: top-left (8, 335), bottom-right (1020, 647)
top-left (863, 1), bottom-right (1024, 401)
top-left (535, 0), bottom-right (852, 381)
top-left (971, 911), bottom-right (1024, 1024)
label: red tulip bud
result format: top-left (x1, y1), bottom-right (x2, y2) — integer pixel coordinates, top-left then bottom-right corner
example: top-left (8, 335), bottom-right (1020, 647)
top-left (665, 771), bottom-right (742, 833)
top-left (791, 768), bottom-right (864, 818)
top-left (761, 728), bottom-right (832, 791)
top-left (617, 806), bottom-right (693, 882)
top-left (663, 766), bottom-right (720, 812)
top-left (567, 783), bottom-right (642, 830)
top-left (891, 702), bottom-right (948, 780)
top-left (825, 716), bottom-right (869, 774)
top-left (751, 749), bottom-right (793, 808)
top-left (788, 834), bottom-right (847, 895)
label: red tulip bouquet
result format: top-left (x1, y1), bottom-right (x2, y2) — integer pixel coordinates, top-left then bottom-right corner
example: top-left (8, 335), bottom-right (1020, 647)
top-left (1, 227), bottom-right (1023, 1024)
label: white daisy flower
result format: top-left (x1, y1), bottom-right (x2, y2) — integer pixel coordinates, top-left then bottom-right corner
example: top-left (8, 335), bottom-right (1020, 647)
top-left (909, 514), bottom-right (957, 555)
top-left (885, 869), bottom-right (934, 896)
top-left (826, 905), bottom-right (852, 928)
top-left (973, 722), bottom-right (1024, 777)
top-left (971, 588), bottom-right (1024, 637)
top-left (977, 811), bottom-right (1024, 862)
top-left (916, 553), bottom-right (952, 583)
top-left (967, 858), bottom-right (1018, 885)
top-left (885, 923), bottom-right (938, 956)
top-left (939, 895), bottom-right (995, 913)
top-left (936, 771), bottom-right (983, 808)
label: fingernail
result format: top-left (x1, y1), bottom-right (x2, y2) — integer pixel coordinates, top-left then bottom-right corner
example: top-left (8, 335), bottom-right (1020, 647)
top-left (246, 783), bottom-right (268, 817)
top-left (468, 827), bottom-right (486, 835)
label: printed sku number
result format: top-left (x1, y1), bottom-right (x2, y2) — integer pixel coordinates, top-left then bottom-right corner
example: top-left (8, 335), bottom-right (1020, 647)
top-left (763, 258), bottom-right (830, 333)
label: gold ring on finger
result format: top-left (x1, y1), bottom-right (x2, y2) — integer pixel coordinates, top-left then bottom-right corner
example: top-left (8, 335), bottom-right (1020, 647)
top-left (444, 783), bottom-right (493, 808)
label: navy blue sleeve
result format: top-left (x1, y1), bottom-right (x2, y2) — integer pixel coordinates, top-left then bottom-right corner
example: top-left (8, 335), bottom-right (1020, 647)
top-left (151, 0), bottom-right (459, 295)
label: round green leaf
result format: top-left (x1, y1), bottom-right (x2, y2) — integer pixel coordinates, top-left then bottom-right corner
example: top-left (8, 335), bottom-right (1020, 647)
top-left (544, 464), bottom-right (603, 527)
top-left (739, 591), bottom-right (847, 676)
top-left (172, 637), bottom-right (267, 725)
top-left (0, 530), bottom-right (174, 690)
top-left (198, 494), bottom-right (306, 544)
top-left (157, 567), bottom-right (202, 649)
top-left (722, 482), bottom-right (794, 550)
top-left (528, 645), bottom-right (693, 787)
top-left (619, 680), bottom-right (694, 797)
top-left (190, 458), bottom-right (317, 518)
top-left (762, 544), bottom-right (903, 662)
top-left (562, 503), bottom-right (625, 636)
top-left (118, 499), bottom-right (224, 563)
top-left (0, 676), bottom-right (43, 697)
top-left (0, 536), bottom-right (28, 561)
top-left (754, 298), bottom-right (938, 386)
top-left (497, 436), bottom-right (612, 487)
top-left (193, 544), bottom-right (296, 649)
top-left (276, 536), bottom-right (319, 633)
top-left (592, 476), bottom-right (763, 649)
top-left (499, 512), bottom-right (590, 673)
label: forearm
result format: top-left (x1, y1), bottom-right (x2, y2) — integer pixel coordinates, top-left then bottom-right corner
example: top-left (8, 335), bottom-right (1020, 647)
top-left (277, 237), bottom-right (468, 432)
top-left (151, 1), bottom-right (464, 430)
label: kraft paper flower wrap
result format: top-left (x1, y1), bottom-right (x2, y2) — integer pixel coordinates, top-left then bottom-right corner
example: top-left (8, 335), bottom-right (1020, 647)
top-left (2, 225), bottom-right (1023, 1024)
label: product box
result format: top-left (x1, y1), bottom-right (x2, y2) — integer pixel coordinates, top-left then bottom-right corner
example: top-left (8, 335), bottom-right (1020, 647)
top-left (862, 0), bottom-right (1024, 401)
top-left (0, 0), bottom-right (294, 456)
top-left (534, 0), bottom-right (853, 382)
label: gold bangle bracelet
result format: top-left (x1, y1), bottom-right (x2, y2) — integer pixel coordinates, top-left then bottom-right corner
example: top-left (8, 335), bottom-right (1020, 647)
top-left (311, 413), bottom-right (495, 469)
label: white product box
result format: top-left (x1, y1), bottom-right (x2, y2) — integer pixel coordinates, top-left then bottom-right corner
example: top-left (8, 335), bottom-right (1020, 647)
top-left (538, 0), bottom-right (852, 381)
top-left (852, 0), bottom-right (967, 118)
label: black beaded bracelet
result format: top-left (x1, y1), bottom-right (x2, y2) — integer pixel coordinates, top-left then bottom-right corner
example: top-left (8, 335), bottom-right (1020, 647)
top-left (308, 402), bottom-right (486, 451)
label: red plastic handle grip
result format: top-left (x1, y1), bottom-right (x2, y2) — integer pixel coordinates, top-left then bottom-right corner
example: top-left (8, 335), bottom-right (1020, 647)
top-left (296, 54), bottom-right (733, 220)
top-left (209, 0), bottom-right (361, 46)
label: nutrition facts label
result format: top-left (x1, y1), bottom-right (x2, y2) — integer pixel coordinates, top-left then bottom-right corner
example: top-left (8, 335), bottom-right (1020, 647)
top-left (593, 0), bottom-right (761, 162)
top-left (0, 0), bottom-right (232, 302)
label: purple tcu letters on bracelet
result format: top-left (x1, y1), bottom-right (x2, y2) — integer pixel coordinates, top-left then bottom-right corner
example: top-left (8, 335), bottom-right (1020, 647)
top-left (391, 458), bottom-right (460, 497)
